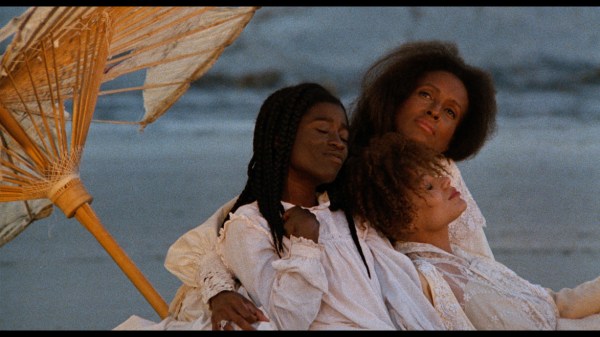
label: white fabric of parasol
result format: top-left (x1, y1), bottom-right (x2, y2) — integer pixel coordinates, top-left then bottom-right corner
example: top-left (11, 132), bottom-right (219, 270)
top-left (0, 6), bottom-right (258, 319)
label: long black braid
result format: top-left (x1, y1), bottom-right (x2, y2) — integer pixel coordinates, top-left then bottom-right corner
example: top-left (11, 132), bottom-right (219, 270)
top-left (220, 83), bottom-right (348, 256)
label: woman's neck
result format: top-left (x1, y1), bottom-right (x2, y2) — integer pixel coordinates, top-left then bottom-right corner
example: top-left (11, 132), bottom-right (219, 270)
top-left (282, 180), bottom-right (318, 208)
top-left (403, 227), bottom-right (453, 254)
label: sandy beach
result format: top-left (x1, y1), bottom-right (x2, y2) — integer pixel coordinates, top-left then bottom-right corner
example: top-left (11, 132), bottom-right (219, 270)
top-left (1, 113), bottom-right (599, 330)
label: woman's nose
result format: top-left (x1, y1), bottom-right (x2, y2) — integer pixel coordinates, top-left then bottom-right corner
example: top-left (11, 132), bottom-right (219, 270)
top-left (328, 132), bottom-right (346, 149)
top-left (426, 109), bottom-right (440, 120)
top-left (426, 101), bottom-right (441, 120)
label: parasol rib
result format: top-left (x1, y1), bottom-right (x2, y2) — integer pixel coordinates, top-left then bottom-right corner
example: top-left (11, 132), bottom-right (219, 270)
top-left (45, 35), bottom-right (68, 156)
top-left (23, 55), bottom-right (57, 158)
top-left (0, 104), bottom-right (48, 169)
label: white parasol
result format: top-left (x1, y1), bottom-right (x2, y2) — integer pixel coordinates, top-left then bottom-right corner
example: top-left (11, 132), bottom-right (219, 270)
top-left (0, 6), bottom-right (258, 319)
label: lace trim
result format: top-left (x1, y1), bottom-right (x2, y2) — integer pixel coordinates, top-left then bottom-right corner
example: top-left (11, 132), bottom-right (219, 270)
top-left (415, 261), bottom-right (475, 330)
top-left (399, 242), bottom-right (559, 329)
top-left (197, 249), bottom-right (237, 304)
top-left (285, 234), bottom-right (322, 258)
top-left (445, 160), bottom-right (493, 259)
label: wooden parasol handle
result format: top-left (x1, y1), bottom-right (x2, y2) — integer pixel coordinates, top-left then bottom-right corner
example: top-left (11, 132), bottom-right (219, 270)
top-left (74, 202), bottom-right (170, 319)
top-left (48, 177), bottom-right (169, 319)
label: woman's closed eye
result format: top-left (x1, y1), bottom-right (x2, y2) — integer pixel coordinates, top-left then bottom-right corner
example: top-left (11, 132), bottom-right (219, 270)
top-left (316, 127), bottom-right (349, 144)
top-left (339, 130), bottom-right (349, 143)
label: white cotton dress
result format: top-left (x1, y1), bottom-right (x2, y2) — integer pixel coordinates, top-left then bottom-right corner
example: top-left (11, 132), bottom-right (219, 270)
top-left (115, 192), bottom-right (444, 330)
top-left (216, 193), bottom-right (442, 330)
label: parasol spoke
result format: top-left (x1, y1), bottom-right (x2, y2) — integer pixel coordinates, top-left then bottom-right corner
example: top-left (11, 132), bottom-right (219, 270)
top-left (71, 12), bottom-right (110, 152)
top-left (0, 104), bottom-right (49, 170)
top-left (0, 161), bottom-right (42, 186)
top-left (44, 34), bottom-right (69, 157)
top-left (0, 131), bottom-right (48, 177)
top-left (25, 41), bottom-right (64, 158)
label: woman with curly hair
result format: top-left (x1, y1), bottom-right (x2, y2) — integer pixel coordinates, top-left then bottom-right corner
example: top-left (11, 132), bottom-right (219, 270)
top-left (345, 39), bottom-right (497, 259)
top-left (348, 132), bottom-right (600, 330)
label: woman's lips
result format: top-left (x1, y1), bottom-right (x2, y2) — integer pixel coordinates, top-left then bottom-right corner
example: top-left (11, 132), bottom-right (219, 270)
top-left (415, 119), bottom-right (435, 135)
top-left (324, 152), bottom-right (344, 165)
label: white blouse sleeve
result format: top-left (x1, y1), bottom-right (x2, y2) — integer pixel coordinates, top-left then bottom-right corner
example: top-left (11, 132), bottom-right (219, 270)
top-left (164, 197), bottom-right (238, 304)
top-left (217, 212), bottom-right (328, 330)
top-left (446, 159), bottom-right (495, 260)
top-left (547, 275), bottom-right (600, 319)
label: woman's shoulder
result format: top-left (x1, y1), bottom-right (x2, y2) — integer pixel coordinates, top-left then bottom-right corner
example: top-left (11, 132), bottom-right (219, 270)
top-left (233, 201), bottom-right (259, 214)
top-left (228, 201), bottom-right (270, 231)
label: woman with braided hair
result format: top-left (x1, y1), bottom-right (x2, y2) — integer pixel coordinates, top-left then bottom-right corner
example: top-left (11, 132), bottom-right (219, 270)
top-left (117, 83), bottom-right (443, 330)
top-left (213, 82), bottom-right (440, 330)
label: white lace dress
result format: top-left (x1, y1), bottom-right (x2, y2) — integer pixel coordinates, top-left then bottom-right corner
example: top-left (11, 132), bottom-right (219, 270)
top-left (444, 160), bottom-right (494, 260)
top-left (397, 242), bottom-right (559, 330)
top-left (395, 242), bottom-right (600, 330)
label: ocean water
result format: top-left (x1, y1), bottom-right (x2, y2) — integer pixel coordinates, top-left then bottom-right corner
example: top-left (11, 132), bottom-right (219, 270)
top-left (2, 7), bottom-right (599, 122)
top-left (1, 6), bottom-right (599, 330)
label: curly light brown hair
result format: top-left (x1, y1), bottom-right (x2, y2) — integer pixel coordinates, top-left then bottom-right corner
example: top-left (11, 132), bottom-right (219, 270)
top-left (344, 132), bottom-right (448, 242)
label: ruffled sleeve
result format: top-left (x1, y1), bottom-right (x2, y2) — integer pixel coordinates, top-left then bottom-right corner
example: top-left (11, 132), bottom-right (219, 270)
top-left (217, 210), bottom-right (327, 330)
top-left (164, 197), bottom-right (238, 314)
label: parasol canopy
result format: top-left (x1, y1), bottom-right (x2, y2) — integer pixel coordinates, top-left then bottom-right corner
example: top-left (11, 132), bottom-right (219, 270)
top-left (0, 6), bottom-right (258, 319)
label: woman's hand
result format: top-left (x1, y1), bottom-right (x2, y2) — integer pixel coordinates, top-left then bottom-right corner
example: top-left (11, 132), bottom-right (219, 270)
top-left (283, 206), bottom-right (320, 242)
top-left (209, 291), bottom-right (269, 330)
